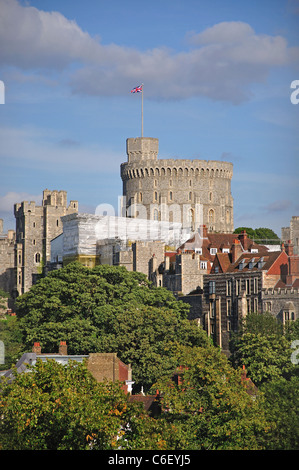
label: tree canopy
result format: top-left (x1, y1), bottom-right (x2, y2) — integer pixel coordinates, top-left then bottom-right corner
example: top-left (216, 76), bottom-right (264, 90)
top-left (233, 227), bottom-right (280, 244)
top-left (0, 359), bottom-right (171, 450)
top-left (153, 344), bottom-right (270, 450)
top-left (16, 262), bottom-right (210, 391)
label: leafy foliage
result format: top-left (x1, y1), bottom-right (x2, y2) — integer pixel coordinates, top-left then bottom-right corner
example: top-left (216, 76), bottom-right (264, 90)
top-left (153, 345), bottom-right (270, 450)
top-left (0, 359), bottom-right (172, 450)
top-left (230, 313), bottom-right (298, 386)
top-left (261, 376), bottom-right (299, 450)
top-left (233, 227), bottom-right (280, 244)
top-left (16, 263), bottom-right (210, 391)
top-left (0, 315), bottom-right (24, 370)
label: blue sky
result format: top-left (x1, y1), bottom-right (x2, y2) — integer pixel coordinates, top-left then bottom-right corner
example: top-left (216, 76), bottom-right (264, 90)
top-left (0, 0), bottom-right (298, 236)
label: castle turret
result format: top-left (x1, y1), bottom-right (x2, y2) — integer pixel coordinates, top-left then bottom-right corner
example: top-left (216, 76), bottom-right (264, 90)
top-left (126, 137), bottom-right (159, 163)
top-left (121, 137), bottom-right (234, 234)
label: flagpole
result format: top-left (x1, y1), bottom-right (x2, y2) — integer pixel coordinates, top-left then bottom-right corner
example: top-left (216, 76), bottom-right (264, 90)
top-left (141, 83), bottom-right (144, 138)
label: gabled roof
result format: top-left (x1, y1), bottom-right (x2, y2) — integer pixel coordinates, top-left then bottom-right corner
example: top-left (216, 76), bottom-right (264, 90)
top-left (212, 253), bottom-right (231, 273)
top-left (226, 251), bottom-right (286, 273)
top-left (178, 229), bottom-right (269, 265)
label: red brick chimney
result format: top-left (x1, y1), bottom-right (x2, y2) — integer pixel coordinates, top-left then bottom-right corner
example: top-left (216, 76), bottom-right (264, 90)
top-left (32, 342), bottom-right (41, 354)
top-left (59, 341), bottom-right (67, 355)
top-left (200, 225), bottom-right (208, 238)
top-left (238, 230), bottom-right (248, 251)
top-left (231, 239), bottom-right (242, 263)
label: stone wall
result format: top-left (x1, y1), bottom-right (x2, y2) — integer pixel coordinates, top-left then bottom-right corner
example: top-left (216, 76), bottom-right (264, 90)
top-left (14, 190), bottom-right (78, 294)
top-left (262, 287), bottom-right (299, 322)
top-left (282, 216), bottom-right (299, 255)
top-left (0, 223), bottom-right (16, 302)
top-left (121, 137), bottom-right (234, 233)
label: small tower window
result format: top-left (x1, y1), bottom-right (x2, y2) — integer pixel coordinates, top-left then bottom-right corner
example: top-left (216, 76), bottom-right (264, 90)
top-left (35, 253), bottom-right (41, 263)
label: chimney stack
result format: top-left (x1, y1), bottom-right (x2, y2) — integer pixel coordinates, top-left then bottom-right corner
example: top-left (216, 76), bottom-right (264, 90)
top-left (59, 341), bottom-right (67, 355)
top-left (238, 230), bottom-right (248, 251)
top-left (32, 342), bottom-right (41, 354)
top-left (231, 239), bottom-right (242, 263)
top-left (200, 225), bottom-right (208, 238)
top-left (285, 241), bottom-right (294, 257)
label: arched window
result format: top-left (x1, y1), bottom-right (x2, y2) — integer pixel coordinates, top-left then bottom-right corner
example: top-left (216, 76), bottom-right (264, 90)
top-left (209, 209), bottom-right (214, 223)
top-left (35, 253), bottom-right (41, 263)
top-left (153, 209), bottom-right (159, 221)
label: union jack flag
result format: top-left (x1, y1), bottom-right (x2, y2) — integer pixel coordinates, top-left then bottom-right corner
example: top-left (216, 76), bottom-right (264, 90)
top-left (131, 85), bottom-right (143, 93)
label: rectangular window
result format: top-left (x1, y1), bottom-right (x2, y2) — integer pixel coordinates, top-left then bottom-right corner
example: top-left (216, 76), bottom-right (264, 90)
top-left (226, 280), bottom-right (232, 296)
top-left (246, 279), bottom-right (251, 295)
top-left (236, 279), bottom-right (240, 296)
top-left (210, 248), bottom-right (217, 255)
top-left (210, 301), bottom-right (216, 318)
top-left (209, 281), bottom-right (216, 295)
top-left (254, 278), bottom-right (258, 294)
top-left (227, 299), bottom-right (231, 316)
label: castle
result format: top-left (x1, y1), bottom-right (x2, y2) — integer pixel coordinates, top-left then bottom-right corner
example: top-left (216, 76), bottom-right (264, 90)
top-left (0, 190), bottom-right (78, 306)
top-left (0, 136), bottom-right (298, 353)
top-left (121, 138), bottom-right (234, 233)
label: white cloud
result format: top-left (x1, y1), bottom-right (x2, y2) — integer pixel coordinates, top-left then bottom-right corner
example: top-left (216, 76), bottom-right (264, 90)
top-left (0, 191), bottom-right (42, 213)
top-left (0, 126), bottom-right (122, 174)
top-left (0, 1), bottom-right (298, 103)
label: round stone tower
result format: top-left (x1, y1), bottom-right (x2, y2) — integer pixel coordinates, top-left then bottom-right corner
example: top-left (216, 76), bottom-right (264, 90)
top-left (120, 137), bottom-right (234, 233)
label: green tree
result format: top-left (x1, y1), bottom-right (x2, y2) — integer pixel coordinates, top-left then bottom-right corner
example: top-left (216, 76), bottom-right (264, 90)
top-left (261, 376), bottom-right (299, 450)
top-left (0, 315), bottom-right (24, 371)
top-left (153, 345), bottom-right (270, 450)
top-left (233, 227), bottom-right (280, 244)
top-left (230, 313), bottom-right (297, 386)
top-left (0, 289), bottom-right (9, 312)
top-left (0, 359), bottom-right (171, 450)
top-left (16, 263), bottom-right (210, 391)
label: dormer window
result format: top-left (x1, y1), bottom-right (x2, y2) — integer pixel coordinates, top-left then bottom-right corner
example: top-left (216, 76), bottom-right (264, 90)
top-left (248, 258), bottom-right (255, 269)
top-left (210, 248), bottom-right (217, 255)
top-left (251, 248), bottom-right (258, 253)
top-left (222, 248), bottom-right (230, 253)
top-left (195, 248), bottom-right (202, 254)
top-left (239, 259), bottom-right (245, 270)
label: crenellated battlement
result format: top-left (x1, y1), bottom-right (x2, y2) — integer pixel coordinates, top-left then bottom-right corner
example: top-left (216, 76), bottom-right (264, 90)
top-left (121, 137), bottom-right (234, 234)
top-left (121, 159), bottom-right (233, 181)
top-left (263, 287), bottom-right (299, 296)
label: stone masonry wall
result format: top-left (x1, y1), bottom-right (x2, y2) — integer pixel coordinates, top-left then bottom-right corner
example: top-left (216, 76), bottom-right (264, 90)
top-left (121, 137), bottom-right (234, 234)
